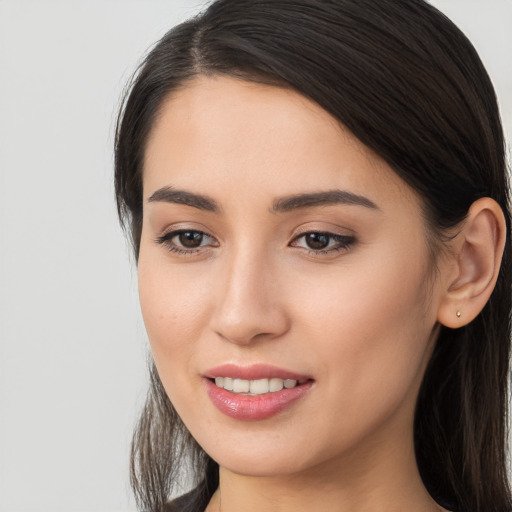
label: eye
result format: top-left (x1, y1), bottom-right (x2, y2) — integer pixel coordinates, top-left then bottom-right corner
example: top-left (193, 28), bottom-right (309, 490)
top-left (155, 229), bottom-right (217, 255)
top-left (291, 231), bottom-right (355, 255)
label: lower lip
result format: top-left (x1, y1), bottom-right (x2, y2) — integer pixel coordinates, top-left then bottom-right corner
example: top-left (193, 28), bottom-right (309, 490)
top-left (204, 378), bottom-right (313, 421)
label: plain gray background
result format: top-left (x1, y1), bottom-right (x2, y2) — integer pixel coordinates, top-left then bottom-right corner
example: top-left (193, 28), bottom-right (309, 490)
top-left (0, 1), bottom-right (511, 511)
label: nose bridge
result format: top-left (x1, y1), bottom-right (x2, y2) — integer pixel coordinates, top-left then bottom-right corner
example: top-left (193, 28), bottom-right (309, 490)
top-left (210, 240), bottom-right (288, 344)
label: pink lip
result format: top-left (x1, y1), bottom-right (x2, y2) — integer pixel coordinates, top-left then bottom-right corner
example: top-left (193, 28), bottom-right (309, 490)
top-left (204, 363), bottom-right (311, 382)
top-left (203, 364), bottom-right (314, 421)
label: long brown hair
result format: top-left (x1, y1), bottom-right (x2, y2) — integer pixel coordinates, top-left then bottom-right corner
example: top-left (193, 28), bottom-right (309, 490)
top-left (115, 1), bottom-right (512, 510)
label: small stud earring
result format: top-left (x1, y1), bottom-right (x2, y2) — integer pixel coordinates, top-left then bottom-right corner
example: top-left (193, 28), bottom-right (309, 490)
top-left (456, 311), bottom-right (461, 318)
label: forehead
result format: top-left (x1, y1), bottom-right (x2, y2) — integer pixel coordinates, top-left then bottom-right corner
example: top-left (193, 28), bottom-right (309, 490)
top-left (143, 75), bottom-right (418, 212)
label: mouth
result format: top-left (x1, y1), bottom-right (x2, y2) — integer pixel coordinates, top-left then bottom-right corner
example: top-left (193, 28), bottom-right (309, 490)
top-left (203, 364), bottom-right (314, 421)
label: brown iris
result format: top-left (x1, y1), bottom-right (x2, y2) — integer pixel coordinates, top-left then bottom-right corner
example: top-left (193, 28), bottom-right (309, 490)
top-left (179, 231), bottom-right (204, 248)
top-left (304, 233), bottom-right (330, 250)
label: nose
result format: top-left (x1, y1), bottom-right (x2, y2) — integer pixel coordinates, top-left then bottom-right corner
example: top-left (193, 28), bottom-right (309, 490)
top-left (209, 246), bottom-right (290, 345)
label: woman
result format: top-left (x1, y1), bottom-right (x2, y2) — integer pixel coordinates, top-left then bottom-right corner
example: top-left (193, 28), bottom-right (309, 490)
top-left (114, 0), bottom-right (511, 511)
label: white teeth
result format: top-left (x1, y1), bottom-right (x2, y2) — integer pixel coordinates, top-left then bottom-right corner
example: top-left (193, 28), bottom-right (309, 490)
top-left (232, 378), bottom-right (250, 393)
top-left (213, 377), bottom-right (300, 395)
top-left (249, 379), bottom-right (269, 394)
top-left (284, 379), bottom-right (297, 389)
top-left (223, 377), bottom-right (234, 391)
top-left (269, 378), bottom-right (284, 392)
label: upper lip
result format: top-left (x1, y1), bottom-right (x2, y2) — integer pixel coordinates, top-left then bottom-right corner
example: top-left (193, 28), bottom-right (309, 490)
top-left (203, 363), bottom-right (312, 382)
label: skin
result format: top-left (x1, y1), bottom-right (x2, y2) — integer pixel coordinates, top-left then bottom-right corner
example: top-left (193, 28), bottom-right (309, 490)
top-left (137, 75), bottom-right (505, 512)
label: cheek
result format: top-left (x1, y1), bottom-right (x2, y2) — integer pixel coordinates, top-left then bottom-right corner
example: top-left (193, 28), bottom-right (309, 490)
top-left (137, 252), bottom-right (211, 380)
top-left (290, 243), bottom-right (435, 414)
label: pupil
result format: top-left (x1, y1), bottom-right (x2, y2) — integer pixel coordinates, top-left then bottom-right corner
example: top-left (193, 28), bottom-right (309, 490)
top-left (306, 233), bottom-right (329, 249)
top-left (179, 232), bottom-right (203, 248)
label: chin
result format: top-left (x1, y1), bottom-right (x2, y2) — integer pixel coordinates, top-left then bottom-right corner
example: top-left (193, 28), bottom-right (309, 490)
top-left (194, 430), bottom-right (329, 478)
top-left (216, 452), bottom-right (311, 478)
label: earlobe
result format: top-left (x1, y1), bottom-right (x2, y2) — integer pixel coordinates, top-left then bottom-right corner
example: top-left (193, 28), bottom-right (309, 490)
top-left (437, 197), bottom-right (506, 328)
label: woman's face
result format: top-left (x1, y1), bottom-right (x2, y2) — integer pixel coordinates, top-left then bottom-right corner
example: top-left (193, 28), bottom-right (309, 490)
top-left (138, 75), bottom-right (447, 477)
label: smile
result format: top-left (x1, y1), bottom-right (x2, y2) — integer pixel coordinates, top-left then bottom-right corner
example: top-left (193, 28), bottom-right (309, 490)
top-left (213, 377), bottom-right (303, 395)
top-left (203, 364), bottom-right (314, 420)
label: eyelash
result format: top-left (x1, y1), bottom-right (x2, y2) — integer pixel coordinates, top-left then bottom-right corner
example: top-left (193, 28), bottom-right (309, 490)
top-left (290, 231), bottom-right (355, 255)
top-left (155, 230), bottom-right (217, 256)
top-left (155, 229), bottom-right (355, 257)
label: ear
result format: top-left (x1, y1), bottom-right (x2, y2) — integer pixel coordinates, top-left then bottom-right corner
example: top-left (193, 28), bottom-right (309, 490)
top-left (437, 197), bottom-right (507, 328)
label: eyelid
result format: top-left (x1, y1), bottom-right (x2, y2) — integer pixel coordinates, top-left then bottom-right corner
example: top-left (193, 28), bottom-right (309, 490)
top-left (292, 223), bottom-right (355, 237)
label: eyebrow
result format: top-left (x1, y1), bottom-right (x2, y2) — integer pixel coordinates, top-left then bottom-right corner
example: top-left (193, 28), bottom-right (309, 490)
top-left (270, 190), bottom-right (379, 213)
top-left (148, 186), bottom-right (220, 212)
top-left (147, 186), bottom-right (379, 213)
